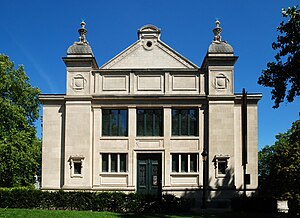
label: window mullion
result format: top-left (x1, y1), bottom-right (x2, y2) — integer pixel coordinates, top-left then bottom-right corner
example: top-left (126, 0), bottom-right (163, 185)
top-left (179, 112), bottom-right (181, 136)
top-left (109, 112), bottom-right (112, 136)
top-left (171, 154), bottom-right (173, 172)
top-left (144, 112), bottom-right (147, 136)
top-left (188, 110), bottom-right (190, 136)
top-left (188, 154), bottom-right (190, 173)
top-left (197, 154), bottom-right (199, 172)
top-left (118, 110), bottom-right (121, 136)
top-left (179, 154), bottom-right (181, 173)
top-left (152, 112), bottom-right (155, 136)
top-left (117, 154), bottom-right (120, 172)
top-left (108, 154), bottom-right (111, 172)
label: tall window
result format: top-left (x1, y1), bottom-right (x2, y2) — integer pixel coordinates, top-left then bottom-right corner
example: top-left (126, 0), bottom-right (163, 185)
top-left (102, 109), bottom-right (128, 136)
top-left (172, 109), bottom-right (198, 136)
top-left (102, 153), bottom-right (127, 173)
top-left (137, 109), bottom-right (163, 136)
top-left (172, 153), bottom-right (198, 173)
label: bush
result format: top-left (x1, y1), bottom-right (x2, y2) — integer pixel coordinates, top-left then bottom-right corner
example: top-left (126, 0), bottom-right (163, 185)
top-left (231, 196), bottom-right (277, 213)
top-left (161, 194), bottom-right (191, 213)
top-left (0, 187), bottom-right (41, 209)
top-left (0, 188), bottom-right (191, 213)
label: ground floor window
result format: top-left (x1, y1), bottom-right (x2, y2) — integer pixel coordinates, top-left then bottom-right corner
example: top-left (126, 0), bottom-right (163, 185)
top-left (69, 156), bottom-right (84, 178)
top-left (213, 155), bottom-right (230, 178)
top-left (101, 153), bottom-right (127, 172)
top-left (73, 162), bottom-right (82, 175)
top-left (171, 153), bottom-right (198, 173)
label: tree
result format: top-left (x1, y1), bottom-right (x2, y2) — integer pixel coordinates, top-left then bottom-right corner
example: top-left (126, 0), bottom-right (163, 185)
top-left (258, 120), bottom-right (300, 213)
top-left (0, 54), bottom-right (41, 187)
top-left (258, 6), bottom-right (300, 108)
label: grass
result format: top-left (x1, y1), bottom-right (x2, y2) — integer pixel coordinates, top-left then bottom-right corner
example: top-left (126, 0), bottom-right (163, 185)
top-left (0, 208), bottom-right (295, 218)
top-left (0, 208), bottom-right (118, 218)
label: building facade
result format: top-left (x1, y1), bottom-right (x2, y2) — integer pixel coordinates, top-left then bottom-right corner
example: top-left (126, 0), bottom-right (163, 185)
top-left (40, 21), bottom-right (261, 205)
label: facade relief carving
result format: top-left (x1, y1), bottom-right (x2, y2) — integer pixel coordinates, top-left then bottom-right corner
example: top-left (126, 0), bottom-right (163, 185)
top-left (214, 73), bottom-right (230, 91)
top-left (72, 74), bottom-right (86, 91)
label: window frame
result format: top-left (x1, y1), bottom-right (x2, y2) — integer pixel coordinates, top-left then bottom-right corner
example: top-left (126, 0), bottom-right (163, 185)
top-left (171, 153), bottom-right (199, 173)
top-left (101, 153), bottom-right (128, 173)
top-left (69, 156), bottom-right (84, 178)
top-left (213, 155), bottom-right (230, 178)
top-left (172, 108), bottom-right (198, 136)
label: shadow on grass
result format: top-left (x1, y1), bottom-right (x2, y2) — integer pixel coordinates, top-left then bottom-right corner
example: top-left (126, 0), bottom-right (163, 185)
top-left (118, 212), bottom-right (204, 218)
top-left (118, 211), bottom-right (299, 218)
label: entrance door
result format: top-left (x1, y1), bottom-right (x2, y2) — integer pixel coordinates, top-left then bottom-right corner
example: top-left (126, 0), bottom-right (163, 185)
top-left (137, 153), bottom-right (162, 196)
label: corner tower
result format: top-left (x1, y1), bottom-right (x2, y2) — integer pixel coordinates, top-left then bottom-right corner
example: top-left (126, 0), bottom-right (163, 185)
top-left (201, 20), bottom-right (238, 96)
top-left (63, 21), bottom-right (98, 95)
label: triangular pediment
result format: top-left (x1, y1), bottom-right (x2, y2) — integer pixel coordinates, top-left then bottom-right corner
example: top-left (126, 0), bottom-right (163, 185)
top-left (100, 40), bottom-right (198, 69)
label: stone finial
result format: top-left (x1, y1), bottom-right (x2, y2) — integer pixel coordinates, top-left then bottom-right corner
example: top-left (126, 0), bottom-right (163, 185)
top-left (138, 24), bottom-right (161, 40)
top-left (213, 20), bottom-right (222, 43)
top-left (77, 21), bottom-right (88, 44)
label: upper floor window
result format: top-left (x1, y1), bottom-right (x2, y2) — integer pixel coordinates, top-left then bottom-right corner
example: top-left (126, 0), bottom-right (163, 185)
top-left (137, 109), bottom-right (163, 136)
top-left (172, 109), bottom-right (198, 136)
top-left (102, 109), bottom-right (128, 136)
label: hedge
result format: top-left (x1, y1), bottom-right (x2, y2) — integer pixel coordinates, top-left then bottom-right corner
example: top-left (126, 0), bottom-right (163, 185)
top-left (231, 196), bottom-right (277, 213)
top-left (0, 187), bottom-right (191, 213)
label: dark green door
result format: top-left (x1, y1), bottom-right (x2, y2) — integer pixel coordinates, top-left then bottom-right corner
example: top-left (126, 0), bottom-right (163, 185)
top-left (137, 154), bottom-right (162, 196)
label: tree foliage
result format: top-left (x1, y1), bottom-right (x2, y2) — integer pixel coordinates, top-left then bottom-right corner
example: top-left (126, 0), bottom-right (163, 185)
top-left (258, 6), bottom-right (300, 108)
top-left (258, 120), bottom-right (300, 212)
top-left (0, 54), bottom-right (41, 187)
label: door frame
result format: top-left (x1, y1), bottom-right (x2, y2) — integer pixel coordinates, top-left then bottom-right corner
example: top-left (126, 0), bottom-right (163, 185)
top-left (134, 151), bottom-right (164, 194)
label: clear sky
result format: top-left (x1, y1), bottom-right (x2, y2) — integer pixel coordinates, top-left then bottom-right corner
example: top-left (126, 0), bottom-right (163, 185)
top-left (1, 0), bottom-right (299, 150)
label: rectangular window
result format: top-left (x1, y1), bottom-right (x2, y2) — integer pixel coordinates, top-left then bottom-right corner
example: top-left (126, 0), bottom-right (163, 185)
top-left (111, 154), bottom-right (117, 172)
top-left (137, 109), bottom-right (163, 136)
top-left (218, 161), bottom-right (226, 175)
top-left (102, 109), bottom-right (128, 136)
top-left (101, 153), bottom-right (127, 173)
top-left (172, 109), bottom-right (198, 136)
top-left (213, 155), bottom-right (230, 178)
top-left (102, 154), bottom-right (108, 172)
top-left (73, 162), bottom-right (82, 175)
top-left (181, 154), bottom-right (188, 172)
top-left (171, 153), bottom-right (198, 173)
top-left (69, 156), bottom-right (84, 178)
top-left (120, 154), bottom-right (127, 172)
top-left (172, 154), bottom-right (179, 172)
top-left (190, 153), bottom-right (197, 172)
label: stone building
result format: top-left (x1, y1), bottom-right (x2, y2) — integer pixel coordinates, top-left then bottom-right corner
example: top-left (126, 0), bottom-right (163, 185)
top-left (40, 21), bottom-right (261, 205)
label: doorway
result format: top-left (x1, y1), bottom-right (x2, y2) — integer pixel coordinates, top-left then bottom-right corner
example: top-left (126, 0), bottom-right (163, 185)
top-left (137, 153), bottom-right (162, 196)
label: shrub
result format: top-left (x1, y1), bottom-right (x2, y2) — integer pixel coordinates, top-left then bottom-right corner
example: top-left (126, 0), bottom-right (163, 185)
top-left (0, 188), bottom-right (191, 213)
top-left (161, 194), bottom-right (191, 213)
top-left (231, 196), bottom-right (277, 213)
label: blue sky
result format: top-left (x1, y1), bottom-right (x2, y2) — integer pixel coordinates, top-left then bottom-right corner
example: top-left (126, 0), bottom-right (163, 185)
top-left (1, 0), bottom-right (299, 150)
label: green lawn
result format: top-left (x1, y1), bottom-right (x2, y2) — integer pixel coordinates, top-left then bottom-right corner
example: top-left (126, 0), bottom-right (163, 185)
top-left (0, 209), bottom-right (118, 218)
top-left (0, 208), bottom-right (292, 218)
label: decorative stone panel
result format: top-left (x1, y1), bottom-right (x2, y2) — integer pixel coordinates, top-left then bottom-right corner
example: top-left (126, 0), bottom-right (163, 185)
top-left (72, 74), bottom-right (86, 91)
top-left (102, 75), bottom-right (127, 91)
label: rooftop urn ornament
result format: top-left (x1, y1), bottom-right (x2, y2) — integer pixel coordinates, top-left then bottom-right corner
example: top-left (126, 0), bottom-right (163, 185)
top-left (78, 21), bottom-right (88, 44)
top-left (213, 20), bottom-right (222, 43)
top-left (66, 20), bottom-right (94, 56)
